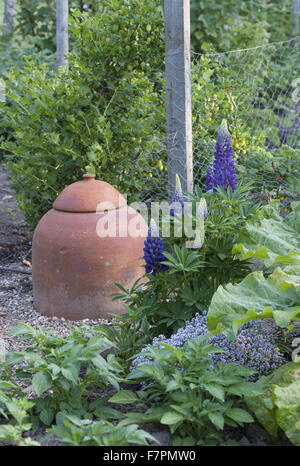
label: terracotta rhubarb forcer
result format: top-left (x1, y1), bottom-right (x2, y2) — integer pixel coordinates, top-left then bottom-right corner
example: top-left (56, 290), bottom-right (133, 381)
top-left (32, 174), bottom-right (148, 320)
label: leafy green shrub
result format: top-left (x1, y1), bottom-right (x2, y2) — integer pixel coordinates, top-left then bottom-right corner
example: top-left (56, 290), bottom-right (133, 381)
top-left (0, 396), bottom-right (40, 446)
top-left (1, 0), bottom-right (165, 228)
top-left (190, 0), bottom-right (291, 53)
top-left (123, 335), bottom-right (262, 446)
top-left (95, 299), bottom-right (151, 375)
top-left (2, 323), bottom-right (122, 426)
top-left (15, 0), bottom-right (99, 52)
top-left (48, 413), bottom-right (158, 446)
top-left (190, 0), bottom-right (270, 53)
top-left (113, 181), bottom-right (256, 338)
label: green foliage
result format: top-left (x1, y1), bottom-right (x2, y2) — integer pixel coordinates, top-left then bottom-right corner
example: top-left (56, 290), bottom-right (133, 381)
top-left (190, 0), bottom-right (291, 53)
top-left (15, 0), bottom-right (98, 52)
top-left (48, 413), bottom-right (158, 446)
top-left (1, 0), bottom-right (165, 228)
top-left (245, 361), bottom-right (300, 445)
top-left (114, 182), bottom-right (256, 337)
top-left (232, 200), bottom-right (300, 268)
top-left (125, 335), bottom-right (262, 445)
top-left (191, 29), bottom-right (299, 195)
top-left (2, 323), bottom-right (122, 425)
top-left (94, 296), bottom-right (151, 374)
top-left (207, 267), bottom-right (300, 340)
top-left (207, 203), bottom-right (300, 339)
top-left (0, 395), bottom-right (40, 446)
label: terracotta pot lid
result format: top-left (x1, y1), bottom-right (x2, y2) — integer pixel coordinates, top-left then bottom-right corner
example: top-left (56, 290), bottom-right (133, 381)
top-left (53, 174), bottom-right (127, 213)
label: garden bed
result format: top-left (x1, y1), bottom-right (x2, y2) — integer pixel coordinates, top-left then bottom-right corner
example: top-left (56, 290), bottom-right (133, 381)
top-left (0, 264), bottom-right (298, 447)
top-left (0, 164), bottom-right (299, 447)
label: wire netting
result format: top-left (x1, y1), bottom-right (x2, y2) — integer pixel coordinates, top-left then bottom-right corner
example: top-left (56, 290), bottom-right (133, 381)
top-left (135, 35), bottom-right (300, 205)
top-left (191, 35), bottom-right (300, 196)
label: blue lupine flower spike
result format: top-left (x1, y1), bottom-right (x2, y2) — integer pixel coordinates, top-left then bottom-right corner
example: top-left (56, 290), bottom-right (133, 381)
top-left (143, 219), bottom-right (169, 275)
top-left (205, 119), bottom-right (237, 193)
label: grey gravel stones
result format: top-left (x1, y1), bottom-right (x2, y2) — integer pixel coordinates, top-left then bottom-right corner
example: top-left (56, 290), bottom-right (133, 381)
top-left (0, 265), bottom-right (112, 354)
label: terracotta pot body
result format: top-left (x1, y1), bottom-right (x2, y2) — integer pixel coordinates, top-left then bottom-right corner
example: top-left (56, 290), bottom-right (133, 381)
top-left (32, 175), bottom-right (147, 320)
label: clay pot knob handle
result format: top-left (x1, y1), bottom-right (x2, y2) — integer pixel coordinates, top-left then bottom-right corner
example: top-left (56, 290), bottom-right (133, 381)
top-left (83, 173), bottom-right (96, 181)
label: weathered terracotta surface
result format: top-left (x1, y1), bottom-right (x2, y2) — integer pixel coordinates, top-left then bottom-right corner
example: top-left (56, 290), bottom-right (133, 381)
top-left (32, 175), bottom-right (147, 320)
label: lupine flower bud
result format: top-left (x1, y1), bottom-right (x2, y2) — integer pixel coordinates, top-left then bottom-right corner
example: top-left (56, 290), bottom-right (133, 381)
top-left (205, 119), bottom-right (237, 192)
top-left (170, 174), bottom-right (185, 217)
top-left (143, 219), bottom-right (169, 275)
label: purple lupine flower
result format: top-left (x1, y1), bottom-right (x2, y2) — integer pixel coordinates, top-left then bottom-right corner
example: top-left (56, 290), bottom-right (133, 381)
top-left (206, 120), bottom-right (237, 192)
top-left (143, 219), bottom-right (169, 275)
top-left (170, 174), bottom-right (185, 217)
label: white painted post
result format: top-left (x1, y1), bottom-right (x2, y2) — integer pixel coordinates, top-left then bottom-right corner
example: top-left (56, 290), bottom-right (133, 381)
top-left (2, 0), bottom-right (15, 47)
top-left (56, 0), bottom-right (69, 69)
top-left (291, 0), bottom-right (300, 36)
top-left (164, 0), bottom-right (193, 199)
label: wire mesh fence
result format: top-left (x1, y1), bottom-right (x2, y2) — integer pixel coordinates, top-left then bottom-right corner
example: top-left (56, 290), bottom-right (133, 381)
top-left (191, 35), bottom-right (300, 195)
top-left (1, 4), bottom-right (300, 224)
top-left (135, 35), bottom-right (300, 206)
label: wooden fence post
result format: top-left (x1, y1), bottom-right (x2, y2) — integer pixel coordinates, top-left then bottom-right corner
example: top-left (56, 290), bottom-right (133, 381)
top-left (164, 0), bottom-right (193, 198)
top-left (291, 0), bottom-right (300, 36)
top-left (56, 0), bottom-right (69, 69)
top-left (3, 0), bottom-right (15, 48)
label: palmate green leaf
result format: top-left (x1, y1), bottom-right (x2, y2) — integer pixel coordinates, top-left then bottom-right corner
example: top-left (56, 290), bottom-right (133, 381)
top-left (39, 407), bottom-right (55, 426)
top-left (226, 382), bottom-right (263, 397)
top-left (119, 408), bottom-right (163, 427)
top-left (207, 271), bottom-right (300, 340)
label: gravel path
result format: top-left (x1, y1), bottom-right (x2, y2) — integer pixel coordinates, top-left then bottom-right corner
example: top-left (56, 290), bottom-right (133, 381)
top-left (0, 265), bottom-right (113, 357)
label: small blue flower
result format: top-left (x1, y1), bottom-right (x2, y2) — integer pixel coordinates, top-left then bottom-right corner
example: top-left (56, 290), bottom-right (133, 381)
top-left (143, 219), bottom-right (169, 275)
top-left (131, 312), bottom-right (286, 380)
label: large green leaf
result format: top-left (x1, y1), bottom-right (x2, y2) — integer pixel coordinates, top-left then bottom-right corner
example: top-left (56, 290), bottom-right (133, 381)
top-left (207, 270), bottom-right (300, 339)
top-left (245, 362), bottom-right (300, 440)
top-left (108, 390), bottom-right (138, 405)
top-left (274, 379), bottom-right (300, 446)
top-left (160, 410), bottom-right (184, 425)
top-left (32, 372), bottom-right (52, 397)
top-left (270, 264), bottom-right (300, 290)
top-left (283, 201), bottom-right (300, 234)
top-left (233, 201), bottom-right (300, 268)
